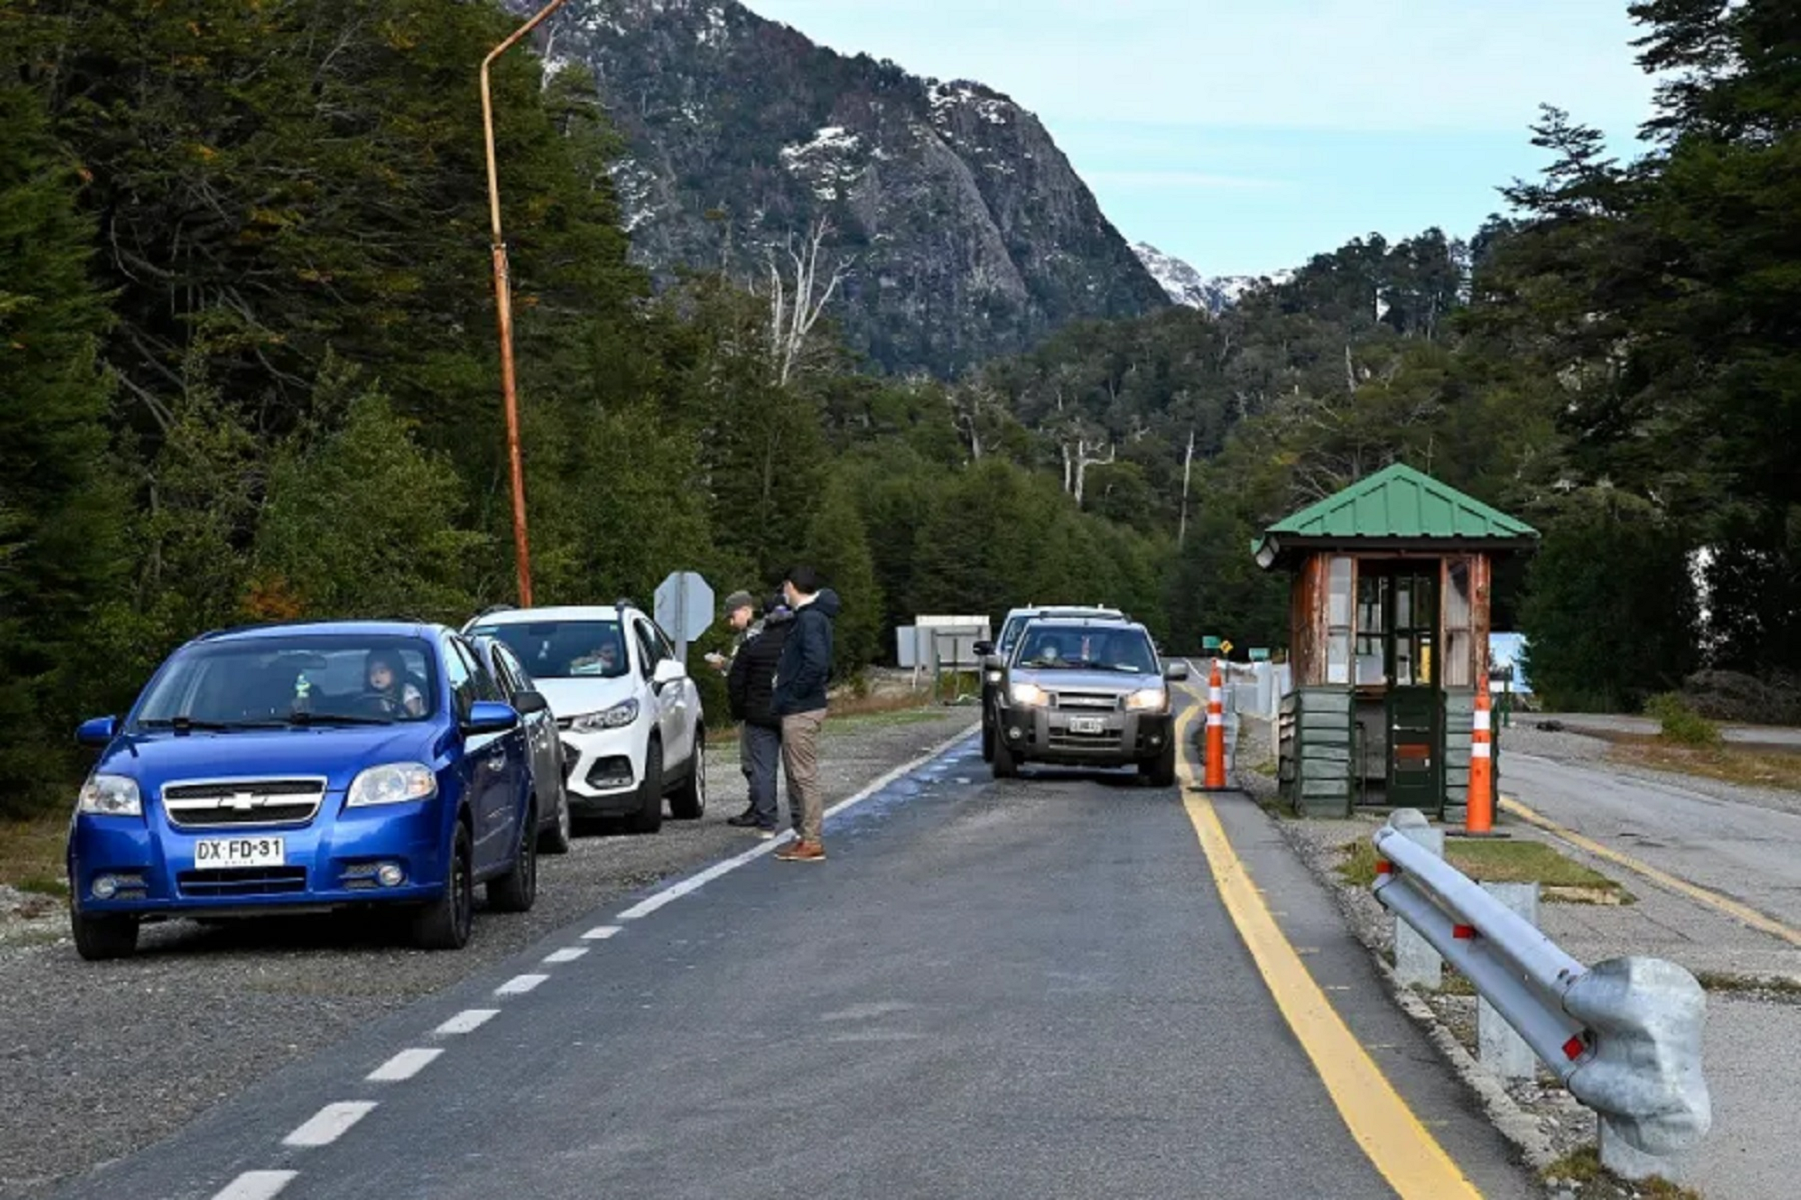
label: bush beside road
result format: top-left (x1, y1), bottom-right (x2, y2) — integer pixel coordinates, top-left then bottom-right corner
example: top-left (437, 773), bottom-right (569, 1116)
top-left (0, 705), bottom-right (976, 1200)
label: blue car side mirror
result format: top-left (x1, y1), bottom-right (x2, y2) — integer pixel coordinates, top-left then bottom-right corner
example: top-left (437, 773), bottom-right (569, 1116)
top-left (464, 700), bottom-right (519, 735)
top-left (76, 716), bottom-right (119, 748)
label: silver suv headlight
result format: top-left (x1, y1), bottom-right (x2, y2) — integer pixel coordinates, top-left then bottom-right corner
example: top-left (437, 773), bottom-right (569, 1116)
top-left (1009, 682), bottom-right (1050, 708)
top-left (1125, 687), bottom-right (1170, 714)
top-left (573, 699), bottom-right (639, 732)
top-left (77, 775), bottom-right (142, 817)
top-left (347, 762), bottom-right (438, 808)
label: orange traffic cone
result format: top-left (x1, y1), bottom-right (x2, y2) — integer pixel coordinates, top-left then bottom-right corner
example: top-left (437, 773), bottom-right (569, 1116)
top-left (1465, 685), bottom-right (1495, 834)
top-left (1203, 660), bottom-right (1228, 790)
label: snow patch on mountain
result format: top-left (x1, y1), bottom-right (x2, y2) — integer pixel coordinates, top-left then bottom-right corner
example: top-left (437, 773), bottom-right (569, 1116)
top-left (1131, 242), bottom-right (1293, 314)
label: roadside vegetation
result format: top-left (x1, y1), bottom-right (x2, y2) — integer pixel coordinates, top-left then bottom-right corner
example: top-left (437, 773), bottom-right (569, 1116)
top-left (1338, 836), bottom-right (1629, 903)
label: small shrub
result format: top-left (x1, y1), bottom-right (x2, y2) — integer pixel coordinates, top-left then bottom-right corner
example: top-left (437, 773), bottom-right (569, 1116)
top-left (1645, 693), bottom-right (1721, 747)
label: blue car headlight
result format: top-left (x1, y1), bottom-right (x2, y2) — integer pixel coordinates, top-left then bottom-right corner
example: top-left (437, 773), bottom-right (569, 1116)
top-left (346, 762), bottom-right (438, 808)
top-left (77, 774), bottom-right (142, 817)
top-left (572, 699), bottom-right (639, 732)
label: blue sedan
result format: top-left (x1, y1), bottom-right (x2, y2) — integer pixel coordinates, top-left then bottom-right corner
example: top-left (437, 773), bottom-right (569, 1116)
top-left (66, 621), bottom-right (547, 958)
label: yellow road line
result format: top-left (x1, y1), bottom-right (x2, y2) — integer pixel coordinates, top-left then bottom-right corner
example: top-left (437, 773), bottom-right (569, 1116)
top-left (1173, 703), bottom-right (1484, 1200)
top-left (1501, 796), bottom-right (1801, 949)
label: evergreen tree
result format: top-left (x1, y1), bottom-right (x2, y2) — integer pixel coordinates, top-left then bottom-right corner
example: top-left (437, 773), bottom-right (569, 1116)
top-left (801, 472), bottom-right (882, 675)
top-left (0, 67), bottom-right (127, 812)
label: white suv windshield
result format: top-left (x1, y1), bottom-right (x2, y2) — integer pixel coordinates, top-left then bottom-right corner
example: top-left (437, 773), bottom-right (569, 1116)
top-left (469, 620), bottom-right (629, 679)
top-left (1013, 626), bottom-right (1157, 674)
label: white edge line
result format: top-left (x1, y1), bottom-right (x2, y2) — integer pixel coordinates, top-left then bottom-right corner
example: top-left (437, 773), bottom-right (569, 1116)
top-left (613, 722), bottom-right (980, 922)
top-left (366, 1047), bottom-right (443, 1082)
top-left (211, 1170), bottom-right (298, 1200)
top-left (282, 1100), bottom-right (377, 1148)
top-left (496, 973), bottom-right (549, 996)
top-left (543, 947), bottom-right (589, 964)
top-left (433, 1008), bottom-right (498, 1036)
top-left (581, 925), bottom-right (622, 940)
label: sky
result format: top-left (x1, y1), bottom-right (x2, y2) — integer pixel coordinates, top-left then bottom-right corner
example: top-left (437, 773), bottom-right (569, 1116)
top-left (739, 1), bottom-right (1660, 278)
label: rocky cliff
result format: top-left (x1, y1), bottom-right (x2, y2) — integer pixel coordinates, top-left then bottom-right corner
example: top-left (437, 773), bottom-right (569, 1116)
top-left (534, 0), bottom-right (1170, 377)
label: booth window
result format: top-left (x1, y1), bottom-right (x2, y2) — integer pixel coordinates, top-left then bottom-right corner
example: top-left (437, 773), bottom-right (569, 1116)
top-left (1444, 559), bottom-right (1473, 688)
top-left (1326, 556), bottom-right (1353, 684)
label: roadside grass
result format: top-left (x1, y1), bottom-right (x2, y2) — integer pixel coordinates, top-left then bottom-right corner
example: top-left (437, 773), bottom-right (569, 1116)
top-left (1541, 1146), bottom-right (1701, 1200)
top-left (1603, 734), bottom-right (1801, 793)
top-left (0, 813), bottom-right (69, 898)
top-left (1694, 970), bottom-right (1801, 1001)
top-left (706, 690), bottom-right (945, 744)
top-left (1338, 836), bottom-right (1630, 903)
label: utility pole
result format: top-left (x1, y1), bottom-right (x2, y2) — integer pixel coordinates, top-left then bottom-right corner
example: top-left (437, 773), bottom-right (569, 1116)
top-left (480, 0), bottom-right (567, 607)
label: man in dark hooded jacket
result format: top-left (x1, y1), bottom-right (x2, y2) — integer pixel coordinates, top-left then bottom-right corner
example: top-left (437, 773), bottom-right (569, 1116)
top-left (725, 594), bottom-right (792, 836)
top-left (772, 566), bottom-right (838, 862)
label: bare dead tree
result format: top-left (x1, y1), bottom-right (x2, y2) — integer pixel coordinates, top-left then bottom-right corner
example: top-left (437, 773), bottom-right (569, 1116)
top-left (1177, 427), bottom-right (1196, 548)
top-left (1060, 436), bottom-right (1116, 508)
top-left (951, 382), bottom-right (1000, 461)
top-left (766, 216), bottom-right (850, 387)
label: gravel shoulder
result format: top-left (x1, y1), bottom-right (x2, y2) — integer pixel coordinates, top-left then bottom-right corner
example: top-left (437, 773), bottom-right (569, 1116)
top-left (0, 705), bottom-right (976, 1200)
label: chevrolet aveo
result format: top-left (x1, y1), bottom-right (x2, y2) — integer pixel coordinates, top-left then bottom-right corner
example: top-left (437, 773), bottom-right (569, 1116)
top-left (65, 621), bottom-right (548, 959)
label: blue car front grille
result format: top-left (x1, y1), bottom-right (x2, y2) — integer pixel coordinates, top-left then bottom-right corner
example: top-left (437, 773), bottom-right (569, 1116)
top-left (176, 867), bottom-right (308, 897)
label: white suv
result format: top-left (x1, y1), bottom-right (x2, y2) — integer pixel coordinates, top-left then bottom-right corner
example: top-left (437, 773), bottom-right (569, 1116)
top-left (464, 603), bottom-right (706, 834)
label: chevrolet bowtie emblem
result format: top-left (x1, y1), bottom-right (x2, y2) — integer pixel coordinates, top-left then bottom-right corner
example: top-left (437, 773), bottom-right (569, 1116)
top-left (226, 792), bottom-right (257, 811)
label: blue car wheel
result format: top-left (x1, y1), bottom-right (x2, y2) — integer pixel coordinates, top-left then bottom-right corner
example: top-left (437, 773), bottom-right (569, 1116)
top-left (410, 823), bottom-right (474, 950)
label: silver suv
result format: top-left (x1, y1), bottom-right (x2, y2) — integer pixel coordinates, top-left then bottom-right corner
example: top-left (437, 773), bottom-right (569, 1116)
top-left (990, 616), bottom-right (1188, 785)
top-left (976, 604), bottom-right (1124, 762)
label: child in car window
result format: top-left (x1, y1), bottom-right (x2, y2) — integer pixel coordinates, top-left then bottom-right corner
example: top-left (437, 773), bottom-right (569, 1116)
top-left (365, 649), bottom-right (425, 717)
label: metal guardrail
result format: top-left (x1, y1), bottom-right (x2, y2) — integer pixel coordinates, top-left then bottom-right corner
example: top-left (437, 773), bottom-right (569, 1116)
top-left (1372, 810), bottom-right (1712, 1181)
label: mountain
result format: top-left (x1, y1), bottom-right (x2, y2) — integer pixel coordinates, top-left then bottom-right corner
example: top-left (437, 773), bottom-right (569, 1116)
top-left (534, 0), bottom-right (1170, 377)
top-left (1130, 242), bottom-right (1293, 315)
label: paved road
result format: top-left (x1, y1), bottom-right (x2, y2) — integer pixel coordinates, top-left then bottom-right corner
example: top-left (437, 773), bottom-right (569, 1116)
top-left (1504, 754), bottom-right (1801, 935)
top-left (1528, 712), bottom-right (1801, 749)
top-left (53, 726), bottom-right (1535, 1200)
top-left (1502, 753), bottom-right (1801, 1200)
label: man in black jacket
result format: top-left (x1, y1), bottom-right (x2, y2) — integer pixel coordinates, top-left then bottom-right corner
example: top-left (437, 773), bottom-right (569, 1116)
top-left (726, 595), bottom-right (792, 837)
top-left (772, 566), bottom-right (839, 862)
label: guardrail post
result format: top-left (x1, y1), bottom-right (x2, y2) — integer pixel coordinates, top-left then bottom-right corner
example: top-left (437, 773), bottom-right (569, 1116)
top-left (1478, 882), bottom-right (1540, 1079)
top-left (1387, 809), bottom-right (1443, 989)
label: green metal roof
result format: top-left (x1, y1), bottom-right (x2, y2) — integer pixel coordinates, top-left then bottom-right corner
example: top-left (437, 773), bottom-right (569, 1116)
top-left (1253, 464), bottom-right (1537, 563)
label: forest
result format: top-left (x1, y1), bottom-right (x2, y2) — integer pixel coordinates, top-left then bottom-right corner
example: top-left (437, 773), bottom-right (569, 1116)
top-left (2, 0), bottom-right (1796, 815)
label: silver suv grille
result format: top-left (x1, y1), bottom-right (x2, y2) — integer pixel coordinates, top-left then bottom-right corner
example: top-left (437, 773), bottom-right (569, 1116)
top-left (1052, 692), bottom-right (1122, 710)
top-left (161, 778), bottom-right (326, 829)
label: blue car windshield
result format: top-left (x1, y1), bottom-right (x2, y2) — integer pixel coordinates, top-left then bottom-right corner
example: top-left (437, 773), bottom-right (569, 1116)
top-left (467, 620), bottom-right (629, 679)
top-left (1013, 626), bottom-right (1156, 673)
top-left (134, 636), bottom-right (439, 729)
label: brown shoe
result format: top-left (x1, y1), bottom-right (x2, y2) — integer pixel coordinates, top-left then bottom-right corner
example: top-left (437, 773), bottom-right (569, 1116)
top-left (776, 840), bottom-right (825, 863)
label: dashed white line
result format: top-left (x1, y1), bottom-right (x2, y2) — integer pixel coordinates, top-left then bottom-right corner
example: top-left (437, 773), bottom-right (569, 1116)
top-left (496, 973), bottom-right (548, 996)
top-left (282, 1100), bottom-right (377, 1148)
top-left (211, 1170), bottom-right (298, 1200)
top-left (581, 925), bottom-right (623, 940)
top-left (434, 1008), bottom-right (499, 1036)
top-left (613, 725), bottom-right (979, 922)
top-left (366, 1047), bottom-right (442, 1082)
top-left (543, 947), bottom-right (589, 964)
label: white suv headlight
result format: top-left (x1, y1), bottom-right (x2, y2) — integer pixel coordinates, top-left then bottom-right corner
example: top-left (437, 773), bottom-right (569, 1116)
top-left (78, 775), bottom-right (142, 817)
top-left (573, 699), bottom-right (639, 732)
top-left (347, 762), bottom-right (438, 808)
top-left (1009, 682), bottom-right (1050, 708)
top-left (1125, 687), bottom-right (1170, 714)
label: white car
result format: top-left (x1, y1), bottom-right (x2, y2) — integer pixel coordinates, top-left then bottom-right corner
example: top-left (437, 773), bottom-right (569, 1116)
top-left (463, 604), bottom-right (706, 834)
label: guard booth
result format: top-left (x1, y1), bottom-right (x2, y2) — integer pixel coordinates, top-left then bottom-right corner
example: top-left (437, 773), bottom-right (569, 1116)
top-left (1253, 465), bottom-right (1538, 817)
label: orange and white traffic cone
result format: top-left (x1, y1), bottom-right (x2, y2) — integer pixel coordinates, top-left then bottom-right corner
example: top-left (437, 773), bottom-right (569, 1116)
top-left (1203, 660), bottom-right (1228, 790)
top-left (1464, 685), bottom-right (1497, 835)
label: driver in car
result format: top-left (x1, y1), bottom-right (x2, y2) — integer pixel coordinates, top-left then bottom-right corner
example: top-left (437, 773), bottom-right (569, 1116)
top-left (365, 649), bottom-right (426, 718)
top-left (572, 637), bottom-right (620, 675)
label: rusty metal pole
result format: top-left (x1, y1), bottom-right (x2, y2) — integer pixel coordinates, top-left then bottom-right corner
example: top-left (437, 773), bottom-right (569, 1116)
top-left (480, 0), bottom-right (567, 607)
